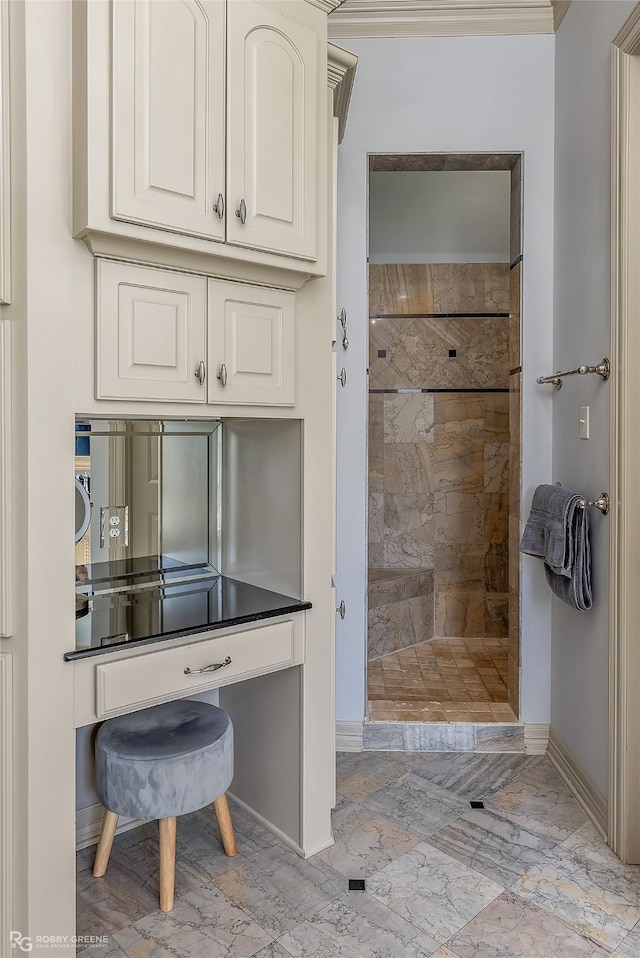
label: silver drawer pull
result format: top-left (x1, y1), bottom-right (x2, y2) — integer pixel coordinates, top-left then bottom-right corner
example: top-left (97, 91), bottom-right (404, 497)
top-left (184, 656), bottom-right (232, 675)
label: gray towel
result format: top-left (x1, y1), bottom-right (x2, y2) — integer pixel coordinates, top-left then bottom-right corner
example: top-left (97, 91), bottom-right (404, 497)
top-left (520, 484), bottom-right (592, 611)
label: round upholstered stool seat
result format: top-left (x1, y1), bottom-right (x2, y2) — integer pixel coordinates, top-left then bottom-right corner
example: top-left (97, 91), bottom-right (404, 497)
top-left (93, 700), bottom-right (237, 912)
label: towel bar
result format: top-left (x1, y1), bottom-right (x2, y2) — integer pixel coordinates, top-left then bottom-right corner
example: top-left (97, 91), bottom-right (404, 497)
top-left (578, 493), bottom-right (609, 515)
top-left (555, 483), bottom-right (610, 515)
top-left (537, 358), bottom-right (610, 389)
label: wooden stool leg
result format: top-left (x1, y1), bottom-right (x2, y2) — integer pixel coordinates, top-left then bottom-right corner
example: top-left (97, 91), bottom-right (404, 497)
top-left (213, 793), bottom-right (237, 857)
top-left (158, 816), bottom-right (177, 912)
top-left (93, 810), bottom-right (119, 878)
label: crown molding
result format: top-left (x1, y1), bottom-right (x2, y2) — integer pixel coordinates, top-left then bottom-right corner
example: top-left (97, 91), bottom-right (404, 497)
top-left (328, 42), bottom-right (358, 142)
top-left (328, 0), bottom-right (569, 38)
top-left (307, 0), bottom-right (345, 13)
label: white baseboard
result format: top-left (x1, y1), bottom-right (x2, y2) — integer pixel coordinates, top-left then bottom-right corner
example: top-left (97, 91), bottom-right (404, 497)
top-left (547, 727), bottom-right (607, 837)
top-left (336, 720), bottom-right (364, 751)
top-left (524, 723), bottom-right (550, 754)
top-left (1, 653), bottom-right (13, 955)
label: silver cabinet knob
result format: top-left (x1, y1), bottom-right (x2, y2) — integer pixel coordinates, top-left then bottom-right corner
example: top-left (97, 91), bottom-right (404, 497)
top-left (235, 198), bottom-right (247, 225)
top-left (195, 360), bottom-right (206, 385)
top-left (336, 600), bottom-right (346, 620)
top-left (338, 367), bottom-right (347, 388)
top-left (217, 363), bottom-right (228, 388)
top-left (213, 193), bottom-right (225, 219)
top-left (184, 656), bottom-right (232, 675)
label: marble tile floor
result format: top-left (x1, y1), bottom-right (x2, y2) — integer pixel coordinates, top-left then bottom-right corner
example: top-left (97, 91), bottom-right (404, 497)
top-left (368, 637), bottom-right (516, 723)
top-left (77, 751), bottom-right (640, 958)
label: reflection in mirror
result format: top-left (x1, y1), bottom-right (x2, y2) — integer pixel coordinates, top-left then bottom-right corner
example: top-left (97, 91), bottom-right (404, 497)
top-left (74, 420), bottom-right (221, 587)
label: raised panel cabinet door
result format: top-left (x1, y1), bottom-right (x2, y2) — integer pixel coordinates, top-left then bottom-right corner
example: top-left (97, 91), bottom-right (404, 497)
top-left (226, 0), bottom-right (319, 260)
top-left (208, 278), bottom-right (294, 405)
top-left (97, 260), bottom-right (207, 402)
top-left (112, 0), bottom-right (225, 240)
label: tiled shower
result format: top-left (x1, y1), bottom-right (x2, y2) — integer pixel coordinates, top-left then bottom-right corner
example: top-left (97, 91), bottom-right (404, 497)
top-left (366, 157), bottom-right (522, 724)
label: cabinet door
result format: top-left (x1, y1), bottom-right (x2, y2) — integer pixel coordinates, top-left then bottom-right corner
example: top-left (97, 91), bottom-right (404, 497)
top-left (208, 278), bottom-right (294, 405)
top-left (97, 260), bottom-right (207, 403)
top-left (112, 0), bottom-right (225, 241)
top-left (226, 0), bottom-right (319, 260)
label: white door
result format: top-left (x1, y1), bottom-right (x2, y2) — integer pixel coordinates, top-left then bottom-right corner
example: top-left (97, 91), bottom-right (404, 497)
top-left (96, 260), bottom-right (207, 403)
top-left (112, 0), bottom-right (225, 241)
top-left (226, 0), bottom-right (319, 260)
top-left (208, 278), bottom-right (294, 405)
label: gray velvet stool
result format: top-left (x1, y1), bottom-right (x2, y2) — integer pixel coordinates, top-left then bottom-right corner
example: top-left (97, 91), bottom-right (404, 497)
top-left (92, 699), bottom-right (237, 912)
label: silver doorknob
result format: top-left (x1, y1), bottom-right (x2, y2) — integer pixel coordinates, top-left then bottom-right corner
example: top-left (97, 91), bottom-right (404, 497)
top-left (217, 363), bottom-right (228, 388)
top-left (338, 368), bottom-right (347, 388)
top-left (336, 600), bottom-right (346, 620)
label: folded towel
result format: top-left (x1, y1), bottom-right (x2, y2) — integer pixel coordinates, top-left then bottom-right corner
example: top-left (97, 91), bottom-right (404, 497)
top-left (520, 484), bottom-right (592, 611)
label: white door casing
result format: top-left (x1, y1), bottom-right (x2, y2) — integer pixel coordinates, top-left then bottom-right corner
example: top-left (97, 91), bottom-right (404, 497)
top-left (610, 1), bottom-right (640, 864)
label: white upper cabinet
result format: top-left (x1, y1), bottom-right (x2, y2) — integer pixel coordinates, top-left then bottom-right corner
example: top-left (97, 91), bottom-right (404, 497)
top-left (74, 0), bottom-right (325, 275)
top-left (226, 1), bottom-right (317, 260)
top-left (112, 0), bottom-right (226, 241)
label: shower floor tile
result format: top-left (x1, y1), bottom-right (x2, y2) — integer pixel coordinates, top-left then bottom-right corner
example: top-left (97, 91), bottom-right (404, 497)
top-left (368, 637), bottom-right (516, 723)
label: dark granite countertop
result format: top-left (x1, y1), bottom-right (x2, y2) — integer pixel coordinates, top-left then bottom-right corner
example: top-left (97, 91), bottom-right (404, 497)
top-left (67, 562), bottom-right (310, 661)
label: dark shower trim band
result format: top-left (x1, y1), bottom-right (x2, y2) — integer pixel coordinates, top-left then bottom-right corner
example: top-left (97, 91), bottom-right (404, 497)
top-left (510, 254), bottom-right (523, 270)
top-left (369, 388), bottom-right (510, 394)
top-left (510, 366), bottom-right (522, 375)
top-left (369, 312), bottom-right (510, 320)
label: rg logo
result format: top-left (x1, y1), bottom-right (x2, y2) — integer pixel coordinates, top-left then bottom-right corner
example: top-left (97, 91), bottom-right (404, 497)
top-left (9, 932), bottom-right (33, 952)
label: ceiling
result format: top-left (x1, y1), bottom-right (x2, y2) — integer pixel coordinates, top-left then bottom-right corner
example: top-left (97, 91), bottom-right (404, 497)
top-left (328, 0), bottom-right (572, 38)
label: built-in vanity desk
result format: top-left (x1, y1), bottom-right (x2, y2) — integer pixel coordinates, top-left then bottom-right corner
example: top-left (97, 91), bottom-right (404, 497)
top-left (70, 417), bottom-right (323, 857)
top-left (68, 556), bottom-right (310, 725)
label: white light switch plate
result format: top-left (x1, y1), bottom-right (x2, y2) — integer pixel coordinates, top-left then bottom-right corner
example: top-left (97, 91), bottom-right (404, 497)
top-left (580, 405), bottom-right (590, 440)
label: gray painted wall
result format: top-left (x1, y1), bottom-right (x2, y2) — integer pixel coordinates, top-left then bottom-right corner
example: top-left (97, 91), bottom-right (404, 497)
top-left (333, 33), bottom-right (555, 724)
top-left (369, 170), bottom-right (511, 263)
top-left (552, 0), bottom-right (636, 799)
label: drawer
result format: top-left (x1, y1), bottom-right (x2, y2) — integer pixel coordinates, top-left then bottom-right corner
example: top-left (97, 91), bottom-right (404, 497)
top-left (95, 620), bottom-right (300, 720)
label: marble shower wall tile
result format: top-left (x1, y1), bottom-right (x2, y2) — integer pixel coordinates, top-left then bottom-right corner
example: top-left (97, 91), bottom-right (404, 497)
top-left (510, 156), bottom-right (523, 266)
top-left (484, 594), bottom-right (509, 637)
top-left (430, 264), bottom-right (509, 315)
top-left (367, 263), bottom-right (515, 645)
top-left (484, 442), bottom-right (509, 492)
top-left (435, 591), bottom-right (484, 638)
top-left (368, 590), bottom-right (434, 659)
top-left (369, 316), bottom-right (509, 390)
top-left (370, 264), bottom-right (435, 315)
top-left (368, 393), bottom-right (384, 494)
top-left (384, 393), bottom-right (435, 443)
top-left (510, 260), bottom-right (522, 369)
top-left (433, 393), bottom-right (485, 439)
